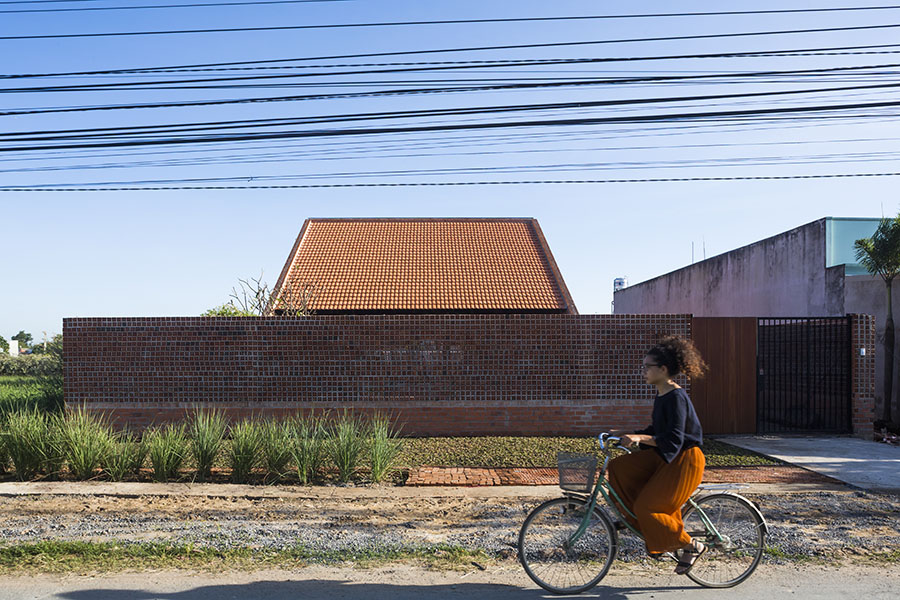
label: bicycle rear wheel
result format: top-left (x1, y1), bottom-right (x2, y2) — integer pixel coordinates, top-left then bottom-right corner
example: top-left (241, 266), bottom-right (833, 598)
top-left (518, 496), bottom-right (617, 595)
top-left (681, 493), bottom-right (766, 588)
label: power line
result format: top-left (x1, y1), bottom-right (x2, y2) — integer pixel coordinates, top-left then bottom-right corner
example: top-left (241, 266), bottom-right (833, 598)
top-left (7, 62), bottom-right (900, 120)
top-left (0, 0), bottom-right (348, 12)
top-left (6, 74), bottom-right (900, 139)
top-left (5, 19), bottom-right (900, 41)
top-left (5, 2), bottom-right (900, 15)
top-left (3, 172), bottom-right (900, 191)
top-left (7, 59), bottom-right (900, 94)
top-left (5, 97), bottom-right (900, 152)
top-left (8, 41), bottom-right (900, 81)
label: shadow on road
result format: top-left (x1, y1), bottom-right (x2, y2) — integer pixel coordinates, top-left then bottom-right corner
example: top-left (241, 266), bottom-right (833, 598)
top-left (56, 578), bottom-right (697, 599)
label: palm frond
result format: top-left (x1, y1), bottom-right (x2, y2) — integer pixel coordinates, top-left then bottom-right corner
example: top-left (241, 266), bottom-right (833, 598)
top-left (854, 215), bottom-right (900, 281)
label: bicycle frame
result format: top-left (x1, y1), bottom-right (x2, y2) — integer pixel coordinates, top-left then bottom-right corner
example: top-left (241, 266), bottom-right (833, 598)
top-left (564, 434), bottom-right (726, 549)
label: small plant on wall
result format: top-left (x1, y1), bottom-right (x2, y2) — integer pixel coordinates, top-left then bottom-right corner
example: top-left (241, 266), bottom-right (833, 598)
top-left (203, 272), bottom-right (320, 317)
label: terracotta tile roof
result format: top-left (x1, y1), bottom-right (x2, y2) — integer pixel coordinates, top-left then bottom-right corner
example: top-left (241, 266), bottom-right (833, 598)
top-left (273, 218), bottom-right (577, 313)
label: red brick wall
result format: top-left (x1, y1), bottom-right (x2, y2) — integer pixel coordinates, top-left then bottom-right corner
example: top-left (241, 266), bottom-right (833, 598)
top-left (850, 313), bottom-right (876, 438)
top-left (63, 314), bottom-right (691, 435)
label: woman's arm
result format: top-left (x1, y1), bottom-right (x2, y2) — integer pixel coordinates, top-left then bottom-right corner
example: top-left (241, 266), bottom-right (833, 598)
top-left (652, 394), bottom-right (688, 462)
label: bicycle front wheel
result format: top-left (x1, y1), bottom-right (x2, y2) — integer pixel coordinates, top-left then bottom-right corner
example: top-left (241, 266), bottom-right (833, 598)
top-left (518, 496), bottom-right (618, 595)
top-left (682, 493), bottom-right (766, 588)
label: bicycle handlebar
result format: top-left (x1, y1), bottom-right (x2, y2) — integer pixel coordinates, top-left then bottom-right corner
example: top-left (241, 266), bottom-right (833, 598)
top-left (598, 432), bottom-right (632, 453)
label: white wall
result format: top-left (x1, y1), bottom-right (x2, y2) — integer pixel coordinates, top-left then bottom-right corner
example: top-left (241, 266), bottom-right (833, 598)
top-left (613, 219), bottom-right (834, 317)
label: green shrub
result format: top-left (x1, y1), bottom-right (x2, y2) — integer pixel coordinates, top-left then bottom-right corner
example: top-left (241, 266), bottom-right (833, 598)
top-left (228, 419), bottom-right (262, 484)
top-left (260, 418), bottom-right (293, 483)
top-left (0, 355), bottom-right (60, 377)
top-left (290, 414), bottom-right (327, 485)
top-left (188, 408), bottom-right (227, 482)
top-left (0, 409), bottom-right (63, 480)
top-left (103, 430), bottom-right (148, 481)
top-left (368, 412), bottom-right (403, 483)
top-left (328, 411), bottom-right (366, 483)
top-left (59, 408), bottom-right (114, 480)
top-left (201, 304), bottom-right (255, 317)
top-left (146, 423), bottom-right (189, 482)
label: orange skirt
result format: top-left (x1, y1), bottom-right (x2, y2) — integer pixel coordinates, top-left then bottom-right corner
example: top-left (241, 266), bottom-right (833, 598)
top-left (606, 446), bottom-right (705, 554)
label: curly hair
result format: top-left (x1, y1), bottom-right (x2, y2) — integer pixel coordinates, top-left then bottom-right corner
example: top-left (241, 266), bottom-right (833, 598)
top-left (646, 335), bottom-right (709, 380)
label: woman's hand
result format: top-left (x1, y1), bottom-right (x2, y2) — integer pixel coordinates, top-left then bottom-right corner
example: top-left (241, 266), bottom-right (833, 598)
top-left (620, 434), bottom-right (641, 448)
top-left (621, 434), bottom-right (655, 448)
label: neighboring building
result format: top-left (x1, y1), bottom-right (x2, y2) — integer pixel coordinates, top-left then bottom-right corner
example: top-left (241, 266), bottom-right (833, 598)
top-left (273, 217), bottom-right (578, 314)
top-left (613, 216), bottom-right (893, 421)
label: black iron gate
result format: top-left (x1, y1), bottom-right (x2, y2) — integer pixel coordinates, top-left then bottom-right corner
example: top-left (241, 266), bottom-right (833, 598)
top-left (757, 317), bottom-right (852, 433)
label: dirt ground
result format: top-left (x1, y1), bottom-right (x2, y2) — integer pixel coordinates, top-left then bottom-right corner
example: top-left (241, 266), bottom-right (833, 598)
top-left (0, 487), bottom-right (897, 564)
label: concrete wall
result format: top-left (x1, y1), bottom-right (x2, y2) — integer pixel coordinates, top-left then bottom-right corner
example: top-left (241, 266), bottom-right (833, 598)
top-left (845, 273), bottom-right (900, 423)
top-left (614, 219), bottom-right (841, 317)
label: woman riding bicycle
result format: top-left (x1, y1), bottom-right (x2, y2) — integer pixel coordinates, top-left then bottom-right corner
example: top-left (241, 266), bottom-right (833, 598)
top-left (607, 335), bottom-right (709, 575)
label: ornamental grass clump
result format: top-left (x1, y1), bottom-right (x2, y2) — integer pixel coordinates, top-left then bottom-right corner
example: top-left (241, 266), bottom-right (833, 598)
top-left (0, 438), bottom-right (7, 475)
top-left (188, 408), bottom-right (227, 482)
top-left (290, 414), bottom-right (327, 484)
top-left (260, 418), bottom-right (293, 483)
top-left (328, 411), bottom-right (366, 483)
top-left (0, 416), bottom-right (8, 475)
top-left (228, 419), bottom-right (262, 484)
top-left (59, 407), bottom-right (114, 480)
top-left (0, 408), bottom-right (63, 480)
top-left (146, 423), bottom-right (189, 482)
top-left (368, 412), bottom-right (403, 483)
top-left (103, 430), bottom-right (148, 481)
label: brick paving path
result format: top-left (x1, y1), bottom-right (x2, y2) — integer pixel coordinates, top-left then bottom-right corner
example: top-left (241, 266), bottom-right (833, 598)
top-left (405, 465), bottom-right (841, 486)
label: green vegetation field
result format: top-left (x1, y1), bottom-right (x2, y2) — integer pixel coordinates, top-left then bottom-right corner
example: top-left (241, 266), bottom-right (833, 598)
top-left (0, 375), bottom-right (61, 414)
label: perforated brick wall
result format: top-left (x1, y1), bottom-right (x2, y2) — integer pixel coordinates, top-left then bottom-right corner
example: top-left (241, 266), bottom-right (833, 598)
top-left (63, 314), bottom-right (691, 435)
top-left (850, 313), bottom-right (876, 438)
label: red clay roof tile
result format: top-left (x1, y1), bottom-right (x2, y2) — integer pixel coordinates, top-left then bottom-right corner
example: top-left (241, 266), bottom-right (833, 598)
top-left (273, 217), bottom-right (576, 313)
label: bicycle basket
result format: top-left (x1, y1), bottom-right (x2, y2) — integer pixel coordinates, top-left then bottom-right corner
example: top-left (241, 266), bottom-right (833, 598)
top-left (557, 452), bottom-right (597, 493)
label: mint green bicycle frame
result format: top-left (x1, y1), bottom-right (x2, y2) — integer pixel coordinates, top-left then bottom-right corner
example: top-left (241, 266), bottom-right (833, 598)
top-left (565, 435), bottom-right (725, 549)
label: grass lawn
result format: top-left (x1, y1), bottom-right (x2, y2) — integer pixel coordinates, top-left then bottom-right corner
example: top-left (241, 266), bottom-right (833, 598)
top-left (0, 540), bottom-right (492, 574)
top-left (398, 437), bottom-right (781, 468)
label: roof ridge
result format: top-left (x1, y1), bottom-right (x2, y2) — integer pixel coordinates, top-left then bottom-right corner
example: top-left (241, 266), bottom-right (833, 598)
top-left (305, 217), bottom-right (535, 222)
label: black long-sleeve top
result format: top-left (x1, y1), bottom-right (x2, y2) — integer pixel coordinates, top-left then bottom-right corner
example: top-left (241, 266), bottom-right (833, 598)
top-left (634, 387), bottom-right (703, 463)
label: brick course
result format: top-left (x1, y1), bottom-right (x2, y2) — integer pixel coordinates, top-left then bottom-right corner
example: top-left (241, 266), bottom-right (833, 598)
top-left (63, 314), bottom-right (690, 435)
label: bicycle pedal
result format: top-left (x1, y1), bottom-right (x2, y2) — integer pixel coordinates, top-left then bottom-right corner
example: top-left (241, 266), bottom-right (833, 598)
top-left (649, 552), bottom-right (677, 562)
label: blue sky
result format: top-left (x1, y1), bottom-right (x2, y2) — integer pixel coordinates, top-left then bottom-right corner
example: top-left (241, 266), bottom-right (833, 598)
top-left (2, 0), bottom-right (897, 340)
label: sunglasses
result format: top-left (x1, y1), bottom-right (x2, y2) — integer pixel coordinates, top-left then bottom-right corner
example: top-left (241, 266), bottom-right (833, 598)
top-left (640, 363), bottom-right (660, 371)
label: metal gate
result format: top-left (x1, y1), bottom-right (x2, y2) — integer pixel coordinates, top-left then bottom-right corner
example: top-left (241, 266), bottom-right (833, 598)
top-left (757, 317), bottom-right (852, 433)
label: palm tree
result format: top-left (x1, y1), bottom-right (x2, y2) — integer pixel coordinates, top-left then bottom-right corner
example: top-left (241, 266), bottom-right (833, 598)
top-left (855, 215), bottom-right (900, 425)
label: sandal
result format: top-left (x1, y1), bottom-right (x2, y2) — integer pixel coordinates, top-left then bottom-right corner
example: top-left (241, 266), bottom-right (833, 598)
top-left (674, 540), bottom-right (708, 575)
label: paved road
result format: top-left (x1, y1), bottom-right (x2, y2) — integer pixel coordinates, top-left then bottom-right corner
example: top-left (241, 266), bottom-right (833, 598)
top-left (718, 435), bottom-right (900, 492)
top-left (1, 564), bottom-right (896, 599)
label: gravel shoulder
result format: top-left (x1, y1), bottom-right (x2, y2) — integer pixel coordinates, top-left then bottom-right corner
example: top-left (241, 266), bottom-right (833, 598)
top-left (0, 484), bottom-right (896, 571)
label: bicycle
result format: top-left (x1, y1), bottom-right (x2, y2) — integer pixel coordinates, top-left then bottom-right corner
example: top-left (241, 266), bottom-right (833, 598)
top-left (518, 433), bottom-right (769, 595)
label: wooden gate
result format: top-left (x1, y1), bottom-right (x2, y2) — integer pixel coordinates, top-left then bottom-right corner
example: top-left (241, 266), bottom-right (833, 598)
top-left (690, 317), bottom-right (757, 435)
